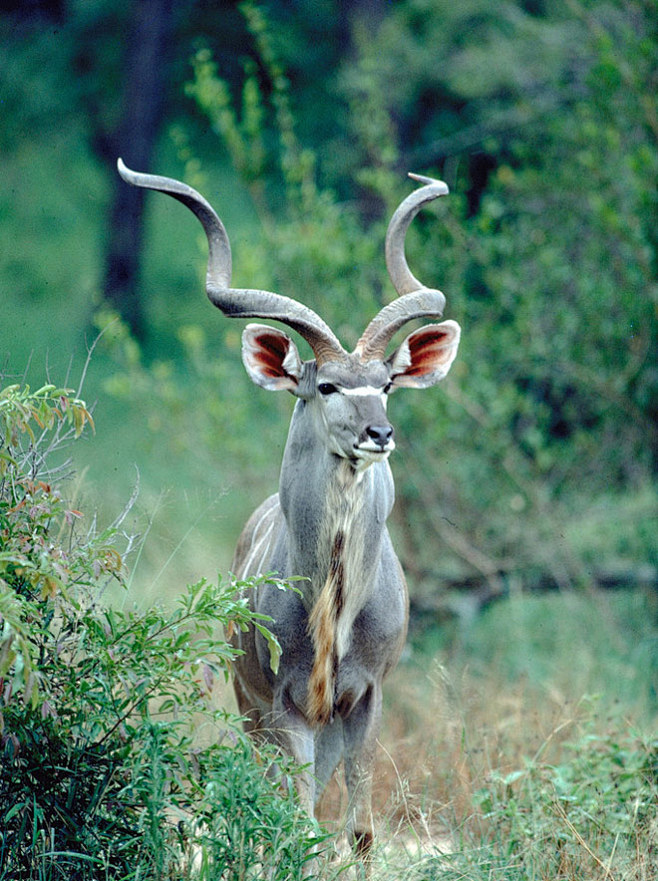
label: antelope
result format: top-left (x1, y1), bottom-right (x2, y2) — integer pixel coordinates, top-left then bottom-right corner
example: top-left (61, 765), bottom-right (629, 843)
top-left (118, 159), bottom-right (461, 862)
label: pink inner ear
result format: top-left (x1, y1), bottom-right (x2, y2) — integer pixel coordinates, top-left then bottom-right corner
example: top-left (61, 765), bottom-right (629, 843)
top-left (407, 327), bottom-right (454, 375)
top-left (253, 331), bottom-right (291, 378)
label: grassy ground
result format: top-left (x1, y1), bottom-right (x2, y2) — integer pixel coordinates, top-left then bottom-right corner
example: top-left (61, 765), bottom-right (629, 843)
top-left (310, 588), bottom-right (658, 878)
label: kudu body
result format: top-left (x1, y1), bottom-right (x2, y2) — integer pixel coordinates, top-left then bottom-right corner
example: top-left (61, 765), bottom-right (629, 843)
top-left (119, 159), bottom-right (461, 859)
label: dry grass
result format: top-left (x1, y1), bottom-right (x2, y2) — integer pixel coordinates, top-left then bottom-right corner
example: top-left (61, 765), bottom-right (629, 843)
top-left (316, 589), bottom-right (658, 878)
top-left (315, 658), bottom-right (585, 853)
top-left (208, 589), bottom-right (657, 878)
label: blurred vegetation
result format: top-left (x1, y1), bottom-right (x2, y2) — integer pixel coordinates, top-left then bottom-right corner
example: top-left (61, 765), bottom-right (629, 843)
top-left (1, 0), bottom-right (658, 873)
top-left (2, 0), bottom-right (655, 603)
top-left (374, 587), bottom-right (658, 879)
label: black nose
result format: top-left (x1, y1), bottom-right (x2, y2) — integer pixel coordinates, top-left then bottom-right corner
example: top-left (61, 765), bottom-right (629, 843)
top-left (366, 424), bottom-right (394, 448)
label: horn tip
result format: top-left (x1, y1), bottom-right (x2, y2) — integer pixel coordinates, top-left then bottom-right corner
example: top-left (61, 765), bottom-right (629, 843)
top-left (117, 157), bottom-right (138, 184)
top-left (408, 172), bottom-right (449, 195)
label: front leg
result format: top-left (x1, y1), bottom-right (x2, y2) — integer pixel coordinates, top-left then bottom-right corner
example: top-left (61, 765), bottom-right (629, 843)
top-left (342, 684), bottom-right (382, 862)
top-left (272, 686), bottom-right (317, 813)
top-left (271, 687), bottom-right (329, 877)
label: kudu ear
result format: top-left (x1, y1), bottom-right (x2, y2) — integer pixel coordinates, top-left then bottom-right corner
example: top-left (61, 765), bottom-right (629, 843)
top-left (387, 320), bottom-right (461, 388)
top-left (241, 324), bottom-right (303, 392)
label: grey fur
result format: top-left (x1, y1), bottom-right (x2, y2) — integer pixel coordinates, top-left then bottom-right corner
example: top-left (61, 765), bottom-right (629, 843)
top-left (117, 160), bottom-right (462, 861)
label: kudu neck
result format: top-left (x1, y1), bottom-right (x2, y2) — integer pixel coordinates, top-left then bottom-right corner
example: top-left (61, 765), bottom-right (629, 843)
top-left (279, 400), bottom-right (395, 608)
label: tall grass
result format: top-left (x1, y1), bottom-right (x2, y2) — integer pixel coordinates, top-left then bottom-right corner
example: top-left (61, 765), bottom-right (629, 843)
top-left (335, 588), bottom-right (658, 879)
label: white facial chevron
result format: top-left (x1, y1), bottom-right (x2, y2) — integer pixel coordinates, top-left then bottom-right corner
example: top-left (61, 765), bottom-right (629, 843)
top-left (338, 386), bottom-right (386, 397)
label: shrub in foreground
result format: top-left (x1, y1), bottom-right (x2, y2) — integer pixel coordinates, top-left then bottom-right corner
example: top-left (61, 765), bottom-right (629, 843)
top-left (0, 381), bottom-right (320, 880)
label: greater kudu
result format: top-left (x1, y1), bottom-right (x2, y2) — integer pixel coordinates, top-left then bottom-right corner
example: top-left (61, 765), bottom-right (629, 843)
top-left (118, 159), bottom-right (461, 860)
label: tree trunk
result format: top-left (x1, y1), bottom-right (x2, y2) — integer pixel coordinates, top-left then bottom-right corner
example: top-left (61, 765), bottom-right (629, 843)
top-left (102, 0), bottom-right (174, 340)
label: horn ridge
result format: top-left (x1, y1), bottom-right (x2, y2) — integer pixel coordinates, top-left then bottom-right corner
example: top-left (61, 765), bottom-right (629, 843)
top-left (117, 158), bottom-right (232, 289)
top-left (206, 285), bottom-right (345, 364)
top-left (117, 159), bottom-right (345, 364)
top-left (385, 173), bottom-right (449, 296)
top-left (353, 289), bottom-right (446, 362)
top-left (355, 173), bottom-right (449, 361)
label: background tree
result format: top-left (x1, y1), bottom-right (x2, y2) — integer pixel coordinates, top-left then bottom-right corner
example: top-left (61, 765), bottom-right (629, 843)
top-left (100, 0), bottom-right (175, 340)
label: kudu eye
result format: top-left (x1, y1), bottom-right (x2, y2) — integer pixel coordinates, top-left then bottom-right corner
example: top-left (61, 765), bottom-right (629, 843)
top-left (318, 383), bottom-right (338, 396)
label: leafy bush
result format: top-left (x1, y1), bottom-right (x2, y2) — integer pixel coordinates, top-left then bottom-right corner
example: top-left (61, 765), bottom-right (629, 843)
top-left (336, 0), bottom-right (658, 594)
top-left (378, 663), bottom-right (658, 880)
top-left (0, 381), bottom-right (321, 880)
top-left (445, 726), bottom-right (658, 881)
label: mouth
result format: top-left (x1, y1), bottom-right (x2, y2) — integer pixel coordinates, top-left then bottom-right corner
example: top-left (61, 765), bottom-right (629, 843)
top-left (353, 441), bottom-right (395, 462)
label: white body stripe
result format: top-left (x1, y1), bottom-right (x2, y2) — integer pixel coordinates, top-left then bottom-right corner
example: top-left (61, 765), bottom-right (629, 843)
top-left (239, 506), bottom-right (276, 579)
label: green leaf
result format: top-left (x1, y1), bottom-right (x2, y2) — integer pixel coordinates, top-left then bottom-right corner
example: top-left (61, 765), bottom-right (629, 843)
top-left (254, 622), bottom-right (282, 675)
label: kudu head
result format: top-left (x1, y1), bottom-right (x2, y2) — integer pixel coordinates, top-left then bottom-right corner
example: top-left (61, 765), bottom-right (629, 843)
top-left (117, 161), bottom-right (461, 469)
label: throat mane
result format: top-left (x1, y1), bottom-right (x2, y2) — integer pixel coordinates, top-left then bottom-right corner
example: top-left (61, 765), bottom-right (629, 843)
top-left (306, 460), bottom-right (373, 726)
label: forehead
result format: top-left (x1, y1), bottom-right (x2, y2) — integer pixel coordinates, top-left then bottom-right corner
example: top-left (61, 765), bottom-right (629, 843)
top-left (317, 357), bottom-right (390, 390)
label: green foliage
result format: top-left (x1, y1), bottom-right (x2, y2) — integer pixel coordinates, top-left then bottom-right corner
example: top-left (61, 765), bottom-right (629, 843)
top-left (92, 306), bottom-right (288, 503)
top-left (402, 722), bottom-right (658, 879)
top-left (382, 588), bottom-right (658, 879)
top-left (0, 381), bottom-right (322, 879)
top-left (471, 590), bottom-right (658, 721)
top-left (459, 726), bottom-right (658, 880)
top-left (186, 11), bottom-right (384, 346)
top-left (3, 0), bottom-right (655, 595)
top-left (0, 575), bottom-right (313, 879)
top-left (336, 0), bottom-right (657, 590)
top-left (0, 383), bottom-right (99, 707)
top-left (175, 0), bottom-right (658, 596)
top-left (191, 737), bottom-right (324, 880)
